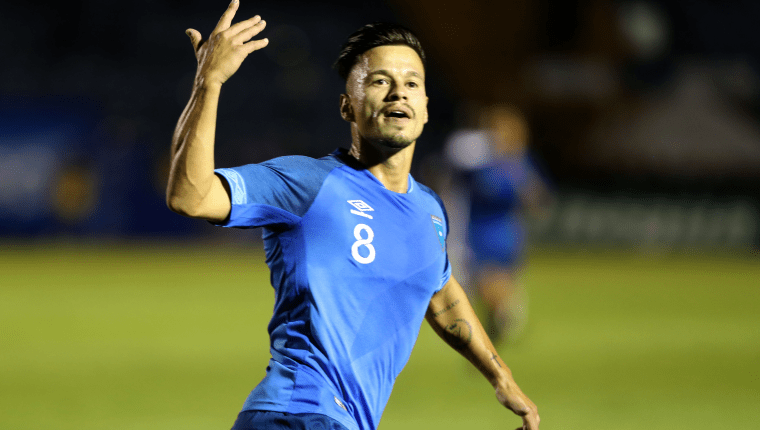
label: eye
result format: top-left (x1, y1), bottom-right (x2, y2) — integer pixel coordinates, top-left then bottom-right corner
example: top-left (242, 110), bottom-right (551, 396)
top-left (407, 81), bottom-right (419, 89)
top-left (373, 78), bottom-right (389, 85)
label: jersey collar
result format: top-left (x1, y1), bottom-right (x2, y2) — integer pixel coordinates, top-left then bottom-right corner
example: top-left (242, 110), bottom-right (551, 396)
top-left (331, 147), bottom-right (415, 194)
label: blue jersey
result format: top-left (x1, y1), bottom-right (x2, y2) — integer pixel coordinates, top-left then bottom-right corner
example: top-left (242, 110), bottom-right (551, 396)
top-left (467, 155), bottom-right (534, 267)
top-left (214, 148), bottom-right (451, 430)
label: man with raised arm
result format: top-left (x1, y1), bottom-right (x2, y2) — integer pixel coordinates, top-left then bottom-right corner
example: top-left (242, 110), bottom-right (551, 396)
top-left (167, 1), bottom-right (540, 429)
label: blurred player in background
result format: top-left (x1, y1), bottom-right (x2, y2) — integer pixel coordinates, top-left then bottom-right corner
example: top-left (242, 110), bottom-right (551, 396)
top-left (166, 2), bottom-right (539, 430)
top-left (445, 105), bottom-right (552, 344)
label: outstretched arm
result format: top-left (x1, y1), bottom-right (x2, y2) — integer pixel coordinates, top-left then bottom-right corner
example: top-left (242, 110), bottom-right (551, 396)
top-left (166, 0), bottom-right (268, 221)
top-left (426, 276), bottom-right (540, 430)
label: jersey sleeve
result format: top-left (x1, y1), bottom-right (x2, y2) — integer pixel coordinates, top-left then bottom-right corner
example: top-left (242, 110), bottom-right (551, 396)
top-left (214, 155), bottom-right (336, 229)
top-left (418, 182), bottom-right (453, 294)
top-left (438, 203), bottom-right (452, 293)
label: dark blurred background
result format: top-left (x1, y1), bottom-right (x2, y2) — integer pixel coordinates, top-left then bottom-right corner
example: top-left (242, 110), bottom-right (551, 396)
top-left (1, 0), bottom-right (759, 251)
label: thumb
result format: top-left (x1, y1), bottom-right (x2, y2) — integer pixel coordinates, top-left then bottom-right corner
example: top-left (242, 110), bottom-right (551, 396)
top-left (185, 28), bottom-right (202, 51)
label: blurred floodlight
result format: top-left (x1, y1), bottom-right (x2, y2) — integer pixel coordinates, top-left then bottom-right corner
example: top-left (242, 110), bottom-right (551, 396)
top-left (617, 0), bottom-right (670, 61)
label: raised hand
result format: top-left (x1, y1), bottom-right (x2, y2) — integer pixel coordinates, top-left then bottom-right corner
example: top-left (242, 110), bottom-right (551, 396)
top-left (185, 0), bottom-right (269, 87)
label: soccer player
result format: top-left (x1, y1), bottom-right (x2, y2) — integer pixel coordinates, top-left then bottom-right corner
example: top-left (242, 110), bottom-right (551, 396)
top-left (167, 2), bottom-right (540, 430)
top-left (448, 105), bottom-right (552, 344)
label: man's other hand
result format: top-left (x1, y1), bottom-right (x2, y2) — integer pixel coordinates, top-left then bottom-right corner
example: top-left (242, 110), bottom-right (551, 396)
top-left (495, 381), bottom-right (540, 430)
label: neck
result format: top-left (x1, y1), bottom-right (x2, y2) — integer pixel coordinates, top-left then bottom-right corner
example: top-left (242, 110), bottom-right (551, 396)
top-left (348, 128), bottom-right (415, 194)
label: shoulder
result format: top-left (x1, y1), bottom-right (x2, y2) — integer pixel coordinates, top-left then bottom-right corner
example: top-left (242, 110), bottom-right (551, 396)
top-left (225, 153), bottom-right (345, 190)
top-left (416, 182), bottom-right (448, 217)
top-left (213, 152), bottom-right (350, 225)
top-left (416, 182), bottom-right (444, 206)
top-left (261, 154), bottom-right (343, 173)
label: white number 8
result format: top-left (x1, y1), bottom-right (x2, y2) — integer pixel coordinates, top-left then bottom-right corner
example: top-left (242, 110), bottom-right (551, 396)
top-left (351, 224), bottom-right (375, 264)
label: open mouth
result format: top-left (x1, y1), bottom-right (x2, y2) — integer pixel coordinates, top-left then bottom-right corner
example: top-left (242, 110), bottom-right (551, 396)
top-left (384, 110), bottom-right (410, 119)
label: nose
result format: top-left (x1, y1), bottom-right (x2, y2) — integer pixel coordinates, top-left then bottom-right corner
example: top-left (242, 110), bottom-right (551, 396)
top-left (386, 81), bottom-right (407, 101)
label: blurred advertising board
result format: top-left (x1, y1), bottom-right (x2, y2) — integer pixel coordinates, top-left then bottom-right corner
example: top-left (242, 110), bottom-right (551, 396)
top-left (529, 191), bottom-right (759, 250)
top-left (0, 97), bottom-right (99, 235)
top-left (0, 97), bottom-right (195, 237)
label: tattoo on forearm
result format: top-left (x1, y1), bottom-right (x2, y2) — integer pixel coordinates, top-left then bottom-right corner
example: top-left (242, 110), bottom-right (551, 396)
top-left (433, 299), bottom-right (460, 317)
top-left (443, 318), bottom-right (472, 350)
top-left (490, 351), bottom-right (502, 368)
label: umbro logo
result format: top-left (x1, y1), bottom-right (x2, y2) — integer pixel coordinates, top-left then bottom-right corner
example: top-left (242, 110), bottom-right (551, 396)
top-left (348, 200), bottom-right (374, 219)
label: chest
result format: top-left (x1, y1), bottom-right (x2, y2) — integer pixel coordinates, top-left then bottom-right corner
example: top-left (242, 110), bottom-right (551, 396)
top-left (300, 171), bottom-right (446, 281)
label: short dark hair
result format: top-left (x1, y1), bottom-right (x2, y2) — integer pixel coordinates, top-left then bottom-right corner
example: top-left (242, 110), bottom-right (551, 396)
top-left (333, 22), bottom-right (426, 81)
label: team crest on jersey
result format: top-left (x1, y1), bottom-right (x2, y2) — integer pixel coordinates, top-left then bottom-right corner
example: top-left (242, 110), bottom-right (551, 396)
top-left (348, 199), bottom-right (374, 219)
top-left (430, 215), bottom-right (446, 250)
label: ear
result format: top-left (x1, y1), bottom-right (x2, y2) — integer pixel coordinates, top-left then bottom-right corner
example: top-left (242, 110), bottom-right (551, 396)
top-left (423, 96), bottom-right (429, 124)
top-left (339, 94), bottom-right (354, 122)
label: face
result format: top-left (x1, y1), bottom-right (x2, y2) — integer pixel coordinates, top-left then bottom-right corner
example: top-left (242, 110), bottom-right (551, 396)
top-left (341, 45), bottom-right (428, 150)
top-left (483, 106), bottom-right (528, 155)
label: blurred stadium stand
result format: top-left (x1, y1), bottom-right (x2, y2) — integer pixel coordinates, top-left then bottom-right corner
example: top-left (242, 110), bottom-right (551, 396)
top-left (1, 0), bottom-right (758, 250)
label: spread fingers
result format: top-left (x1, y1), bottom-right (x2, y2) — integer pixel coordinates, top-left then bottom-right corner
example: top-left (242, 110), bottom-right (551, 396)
top-left (212, 0), bottom-right (240, 34)
top-left (230, 17), bottom-right (267, 45)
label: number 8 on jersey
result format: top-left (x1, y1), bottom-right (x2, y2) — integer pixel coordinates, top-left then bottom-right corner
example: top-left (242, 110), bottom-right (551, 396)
top-left (351, 224), bottom-right (375, 264)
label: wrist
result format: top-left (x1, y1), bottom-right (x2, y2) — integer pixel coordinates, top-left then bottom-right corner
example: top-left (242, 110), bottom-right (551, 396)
top-left (193, 73), bottom-right (224, 91)
top-left (490, 368), bottom-right (514, 389)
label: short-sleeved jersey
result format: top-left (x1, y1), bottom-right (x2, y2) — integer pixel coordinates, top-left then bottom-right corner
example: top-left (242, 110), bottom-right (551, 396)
top-left (467, 154), bottom-right (537, 266)
top-left (214, 148), bottom-right (451, 430)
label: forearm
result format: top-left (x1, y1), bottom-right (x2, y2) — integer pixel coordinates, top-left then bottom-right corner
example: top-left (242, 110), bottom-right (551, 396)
top-left (166, 80), bottom-right (224, 218)
top-left (167, 2), bottom-right (268, 221)
top-left (428, 276), bottom-right (538, 427)
top-left (426, 277), bottom-right (513, 388)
